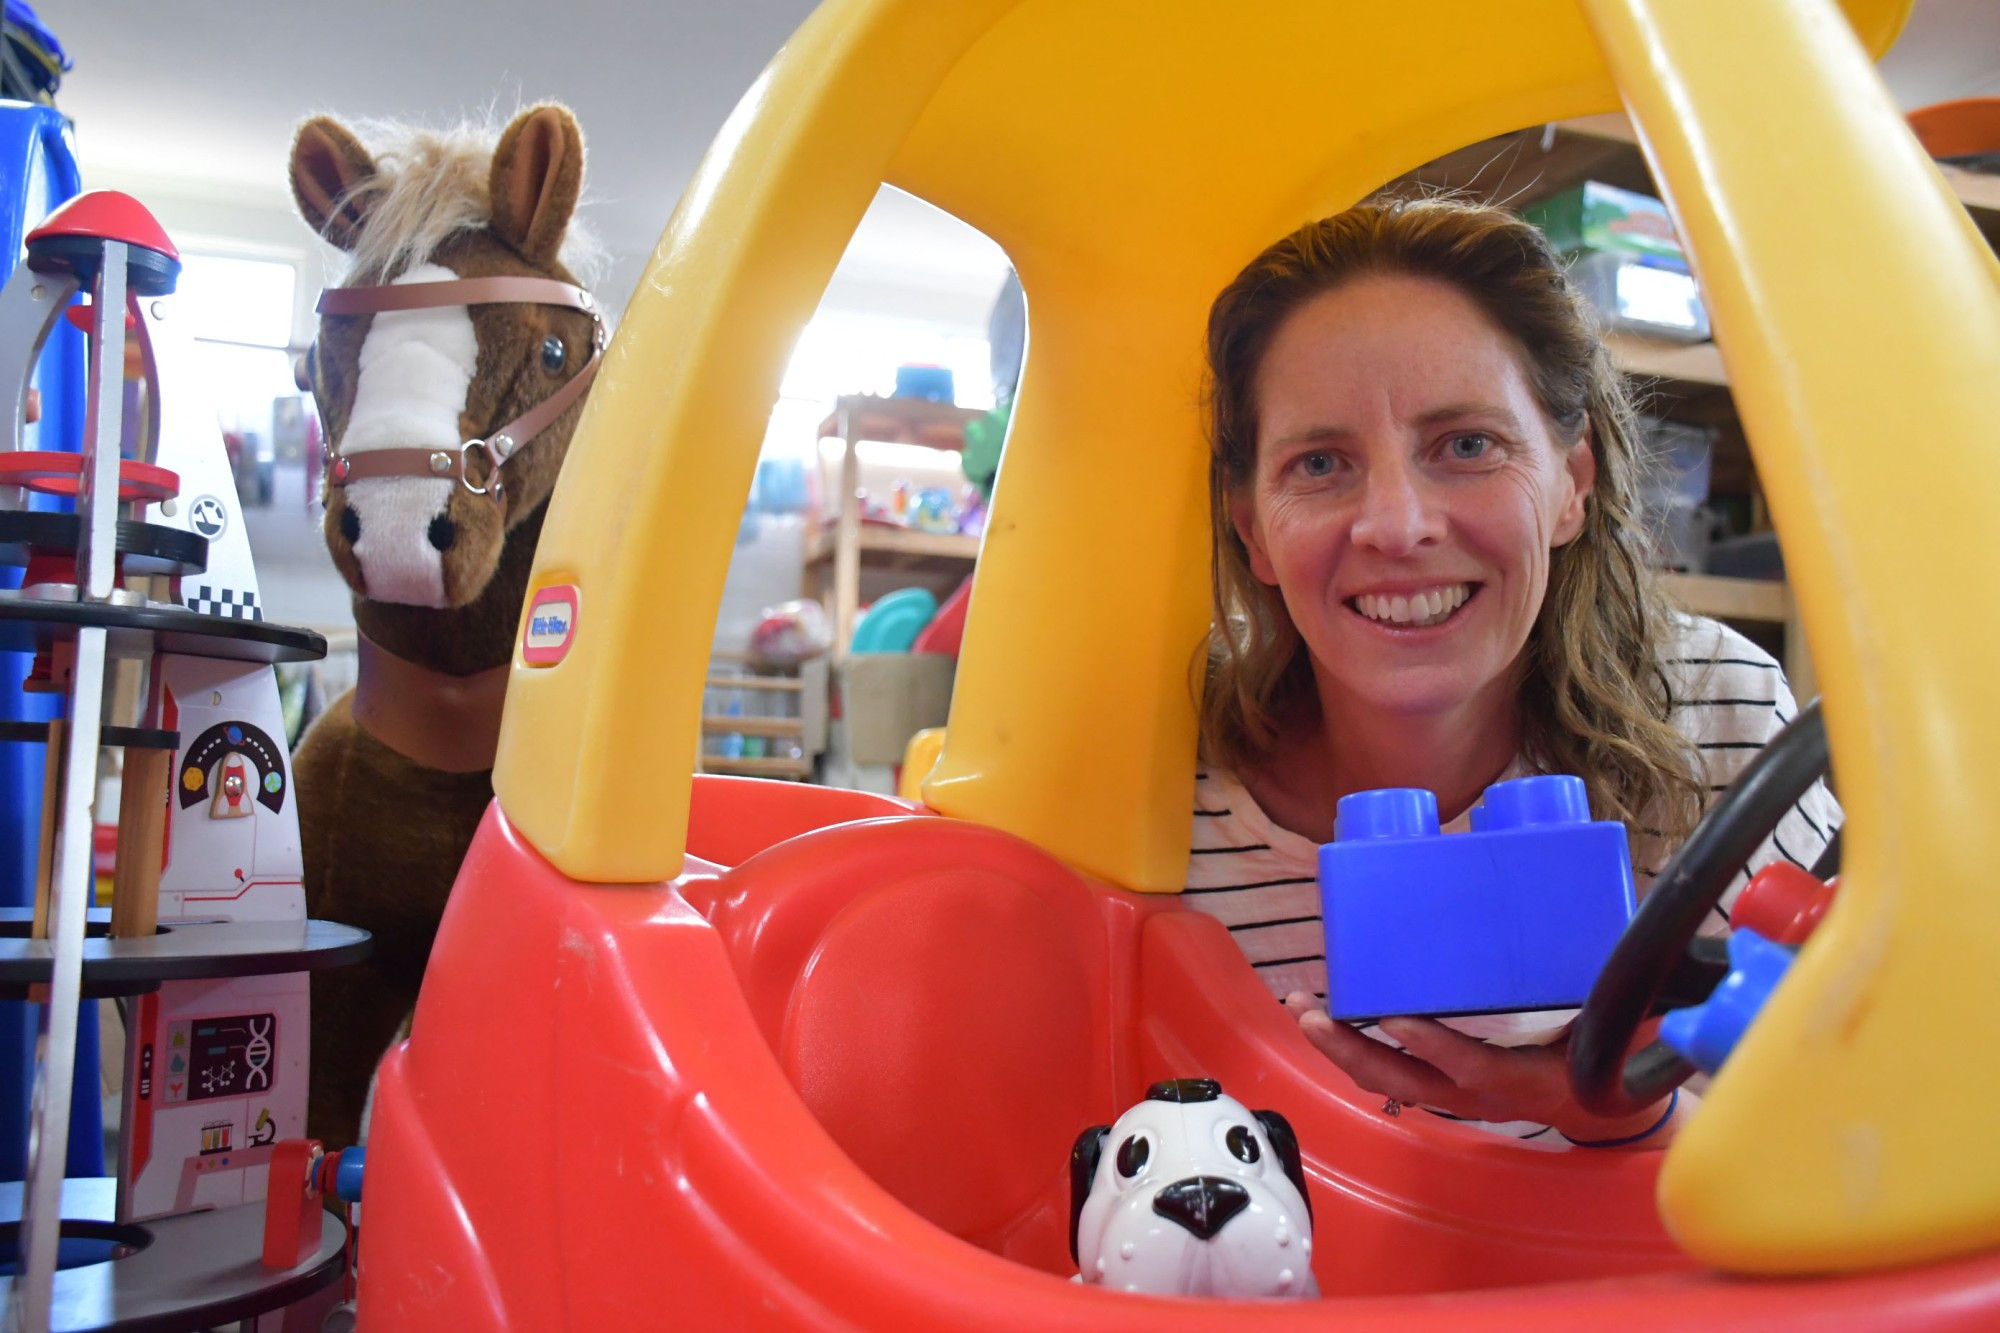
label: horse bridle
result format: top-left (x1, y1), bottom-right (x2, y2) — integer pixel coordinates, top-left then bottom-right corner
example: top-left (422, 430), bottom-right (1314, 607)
top-left (311, 275), bottom-right (606, 507)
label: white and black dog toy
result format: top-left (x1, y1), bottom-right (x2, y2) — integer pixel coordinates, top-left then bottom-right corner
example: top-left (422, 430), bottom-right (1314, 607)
top-left (1069, 1078), bottom-right (1318, 1299)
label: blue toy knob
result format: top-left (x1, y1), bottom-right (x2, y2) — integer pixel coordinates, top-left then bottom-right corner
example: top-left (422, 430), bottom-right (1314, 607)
top-left (1475, 775), bottom-right (1591, 832)
top-left (1658, 928), bottom-right (1795, 1075)
top-left (334, 1146), bottom-right (366, 1202)
top-left (1334, 788), bottom-right (1440, 842)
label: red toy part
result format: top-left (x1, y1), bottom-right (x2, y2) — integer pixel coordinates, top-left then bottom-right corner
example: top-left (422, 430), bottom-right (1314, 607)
top-left (262, 1139), bottom-right (325, 1271)
top-left (1908, 97), bottom-right (2000, 160)
top-left (1732, 862), bottom-right (1838, 947)
top-left (684, 773), bottom-right (918, 867)
top-left (60, 303), bottom-right (139, 335)
top-left (27, 190), bottom-right (179, 260)
top-left (0, 452), bottom-right (179, 504)
top-left (912, 574), bottom-right (972, 658)
top-left (348, 778), bottom-right (2000, 1328)
top-left (92, 822), bottom-right (117, 878)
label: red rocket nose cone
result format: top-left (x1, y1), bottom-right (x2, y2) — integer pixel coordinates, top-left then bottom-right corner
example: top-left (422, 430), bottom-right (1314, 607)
top-left (28, 190), bottom-right (179, 259)
top-left (27, 191), bottom-right (182, 296)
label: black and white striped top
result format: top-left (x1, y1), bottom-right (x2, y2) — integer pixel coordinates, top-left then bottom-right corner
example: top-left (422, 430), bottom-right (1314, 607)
top-left (1188, 615), bottom-right (1843, 1007)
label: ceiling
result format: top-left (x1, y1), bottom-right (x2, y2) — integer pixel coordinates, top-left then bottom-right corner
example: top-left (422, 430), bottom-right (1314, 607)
top-left (26, 0), bottom-right (2000, 325)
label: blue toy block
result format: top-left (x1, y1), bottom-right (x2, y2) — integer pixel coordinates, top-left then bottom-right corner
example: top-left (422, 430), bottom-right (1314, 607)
top-left (1317, 775), bottom-right (1636, 1020)
top-left (1658, 927), bottom-right (1793, 1075)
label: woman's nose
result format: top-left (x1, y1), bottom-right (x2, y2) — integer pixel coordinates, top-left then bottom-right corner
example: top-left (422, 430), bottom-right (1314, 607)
top-left (1349, 461), bottom-right (1444, 556)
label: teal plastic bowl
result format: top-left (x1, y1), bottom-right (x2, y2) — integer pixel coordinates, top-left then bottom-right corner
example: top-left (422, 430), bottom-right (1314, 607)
top-left (849, 586), bottom-right (939, 653)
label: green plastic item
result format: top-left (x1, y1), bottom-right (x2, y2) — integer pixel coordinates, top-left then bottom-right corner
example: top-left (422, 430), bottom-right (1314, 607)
top-left (849, 586), bottom-right (939, 653)
top-left (961, 396), bottom-right (1011, 503)
top-left (1524, 181), bottom-right (1685, 262)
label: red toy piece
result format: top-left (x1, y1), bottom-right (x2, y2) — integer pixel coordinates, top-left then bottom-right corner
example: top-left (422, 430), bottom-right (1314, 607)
top-left (0, 452), bottom-right (179, 504)
top-left (350, 786), bottom-right (2000, 1327)
top-left (60, 302), bottom-right (138, 335)
top-left (1907, 97), bottom-right (2000, 161)
top-left (1732, 862), bottom-right (1838, 947)
top-left (25, 190), bottom-right (181, 296)
top-left (262, 1139), bottom-right (327, 1271)
top-left (26, 190), bottom-right (179, 260)
top-left (911, 574), bottom-right (972, 658)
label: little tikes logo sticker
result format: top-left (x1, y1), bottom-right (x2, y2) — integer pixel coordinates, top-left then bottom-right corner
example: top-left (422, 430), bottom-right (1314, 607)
top-left (522, 584), bottom-right (579, 666)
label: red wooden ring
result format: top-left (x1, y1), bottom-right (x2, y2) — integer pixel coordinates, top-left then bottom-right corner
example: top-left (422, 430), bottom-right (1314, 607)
top-left (0, 451), bottom-right (180, 503)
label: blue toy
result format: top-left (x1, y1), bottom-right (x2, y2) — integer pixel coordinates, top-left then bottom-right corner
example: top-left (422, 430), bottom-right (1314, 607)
top-left (1317, 775), bottom-right (1636, 1020)
top-left (848, 586), bottom-right (938, 654)
top-left (1657, 928), bottom-right (1794, 1075)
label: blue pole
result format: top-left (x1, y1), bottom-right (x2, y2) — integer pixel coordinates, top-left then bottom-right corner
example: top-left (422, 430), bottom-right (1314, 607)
top-left (0, 99), bottom-right (102, 1184)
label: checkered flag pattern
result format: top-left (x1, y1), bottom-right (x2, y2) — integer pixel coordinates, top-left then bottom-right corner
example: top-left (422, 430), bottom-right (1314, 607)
top-left (185, 586), bottom-right (263, 622)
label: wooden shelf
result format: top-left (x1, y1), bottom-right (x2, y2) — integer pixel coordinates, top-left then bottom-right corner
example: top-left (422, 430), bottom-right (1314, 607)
top-left (1520, 116), bottom-right (1992, 228)
top-left (705, 674), bottom-right (802, 692)
top-left (1940, 161), bottom-right (2000, 215)
top-left (817, 394), bottom-right (985, 452)
top-left (805, 524), bottom-right (980, 565)
top-left (700, 715), bottom-right (804, 738)
top-left (699, 754), bottom-right (812, 779)
top-left (1660, 572), bottom-right (1788, 624)
top-left (1604, 332), bottom-right (1729, 389)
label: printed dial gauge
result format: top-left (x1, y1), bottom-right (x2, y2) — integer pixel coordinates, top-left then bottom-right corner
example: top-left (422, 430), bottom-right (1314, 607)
top-left (177, 720), bottom-right (286, 813)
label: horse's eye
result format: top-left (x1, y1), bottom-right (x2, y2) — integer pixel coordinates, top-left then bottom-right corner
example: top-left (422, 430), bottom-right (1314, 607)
top-left (540, 335), bottom-right (566, 374)
top-left (1115, 1135), bottom-right (1149, 1178)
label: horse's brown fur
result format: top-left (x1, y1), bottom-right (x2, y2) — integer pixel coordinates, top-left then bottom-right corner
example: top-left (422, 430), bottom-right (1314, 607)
top-left (289, 106), bottom-right (593, 1148)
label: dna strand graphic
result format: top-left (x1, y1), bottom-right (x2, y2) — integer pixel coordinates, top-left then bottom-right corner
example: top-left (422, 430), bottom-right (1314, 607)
top-left (243, 1014), bottom-right (274, 1092)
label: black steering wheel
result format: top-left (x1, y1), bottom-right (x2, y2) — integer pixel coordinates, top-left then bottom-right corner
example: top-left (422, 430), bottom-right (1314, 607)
top-left (1568, 698), bottom-right (1831, 1118)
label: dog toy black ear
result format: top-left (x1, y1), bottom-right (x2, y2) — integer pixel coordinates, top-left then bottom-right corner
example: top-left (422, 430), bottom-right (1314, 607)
top-left (1145, 1078), bottom-right (1222, 1103)
top-left (1069, 1125), bottom-right (1109, 1264)
top-left (1254, 1108), bottom-right (1312, 1229)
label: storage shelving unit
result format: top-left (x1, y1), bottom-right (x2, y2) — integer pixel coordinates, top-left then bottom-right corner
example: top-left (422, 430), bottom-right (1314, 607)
top-left (697, 654), bottom-right (821, 781)
top-left (803, 395), bottom-right (984, 660)
top-left (1391, 112), bottom-right (2000, 695)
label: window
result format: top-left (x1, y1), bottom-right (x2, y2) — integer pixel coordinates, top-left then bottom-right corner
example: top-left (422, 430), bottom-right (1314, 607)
top-left (176, 254), bottom-right (297, 349)
top-left (171, 251), bottom-right (315, 510)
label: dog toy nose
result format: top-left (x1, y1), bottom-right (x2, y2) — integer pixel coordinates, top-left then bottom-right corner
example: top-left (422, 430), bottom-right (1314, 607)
top-left (1151, 1176), bottom-right (1251, 1240)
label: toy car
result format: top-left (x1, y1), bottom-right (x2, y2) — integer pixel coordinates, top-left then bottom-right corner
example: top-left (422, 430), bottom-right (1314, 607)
top-left (355, 0), bottom-right (2000, 1325)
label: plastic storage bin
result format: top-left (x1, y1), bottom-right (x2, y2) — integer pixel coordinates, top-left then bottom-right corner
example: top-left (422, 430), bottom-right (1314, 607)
top-left (1569, 249), bottom-right (1712, 343)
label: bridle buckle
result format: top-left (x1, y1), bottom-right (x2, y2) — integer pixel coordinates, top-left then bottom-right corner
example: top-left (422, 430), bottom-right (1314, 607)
top-left (460, 439), bottom-right (504, 502)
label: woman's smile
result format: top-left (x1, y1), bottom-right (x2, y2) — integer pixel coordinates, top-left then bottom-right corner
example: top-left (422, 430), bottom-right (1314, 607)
top-left (1345, 582), bottom-right (1480, 631)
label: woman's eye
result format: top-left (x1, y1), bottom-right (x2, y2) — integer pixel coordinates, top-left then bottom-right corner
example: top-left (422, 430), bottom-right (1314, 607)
top-left (541, 336), bottom-right (567, 374)
top-left (1299, 452), bottom-right (1335, 478)
top-left (1446, 433), bottom-right (1492, 461)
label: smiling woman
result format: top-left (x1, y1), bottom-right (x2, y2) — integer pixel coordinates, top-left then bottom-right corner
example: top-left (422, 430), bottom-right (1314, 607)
top-left (1188, 197), bottom-right (1842, 1145)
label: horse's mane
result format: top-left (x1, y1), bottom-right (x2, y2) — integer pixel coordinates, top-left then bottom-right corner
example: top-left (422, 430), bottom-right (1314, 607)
top-left (328, 114), bottom-right (605, 288)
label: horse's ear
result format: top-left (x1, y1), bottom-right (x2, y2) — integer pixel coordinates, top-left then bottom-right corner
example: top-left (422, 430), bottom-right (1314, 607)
top-left (290, 117), bottom-right (377, 252)
top-left (490, 104), bottom-right (583, 268)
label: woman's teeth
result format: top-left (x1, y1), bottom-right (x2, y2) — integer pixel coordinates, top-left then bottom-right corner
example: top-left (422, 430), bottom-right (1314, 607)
top-left (1350, 583), bottom-right (1471, 628)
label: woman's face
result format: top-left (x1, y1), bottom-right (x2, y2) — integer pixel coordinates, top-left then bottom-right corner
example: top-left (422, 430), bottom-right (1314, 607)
top-left (1231, 274), bottom-right (1594, 722)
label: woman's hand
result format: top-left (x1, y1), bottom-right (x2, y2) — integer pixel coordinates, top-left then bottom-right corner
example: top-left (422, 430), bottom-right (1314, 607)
top-left (1284, 993), bottom-right (1674, 1145)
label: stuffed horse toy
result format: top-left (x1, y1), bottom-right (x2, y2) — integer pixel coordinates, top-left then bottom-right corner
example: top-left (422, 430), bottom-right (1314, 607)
top-left (289, 104), bottom-right (603, 1149)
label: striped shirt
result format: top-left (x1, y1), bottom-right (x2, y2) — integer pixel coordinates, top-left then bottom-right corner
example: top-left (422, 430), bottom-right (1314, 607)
top-left (1188, 614), bottom-right (1842, 1010)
